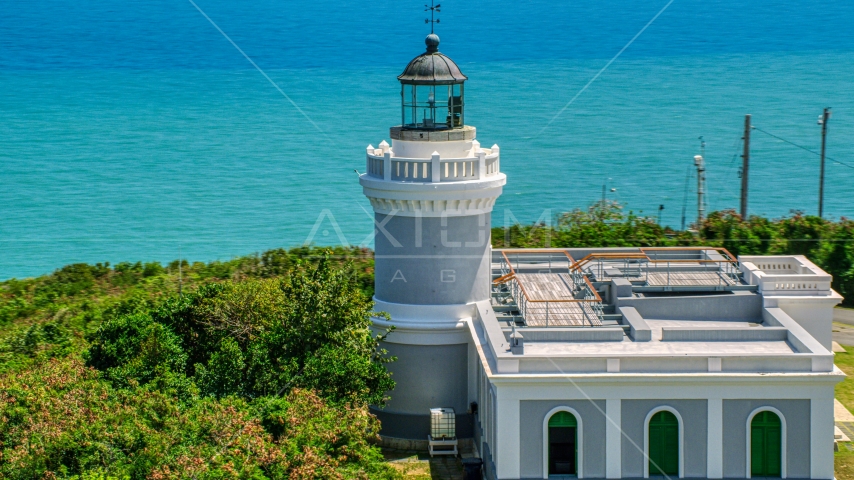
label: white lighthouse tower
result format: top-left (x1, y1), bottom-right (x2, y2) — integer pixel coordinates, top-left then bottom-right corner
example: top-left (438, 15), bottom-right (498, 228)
top-left (359, 33), bottom-right (506, 439)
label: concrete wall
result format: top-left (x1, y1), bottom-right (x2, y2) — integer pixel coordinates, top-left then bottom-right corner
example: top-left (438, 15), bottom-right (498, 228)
top-left (380, 342), bottom-right (469, 416)
top-left (510, 327), bottom-right (624, 342)
top-left (778, 301), bottom-right (835, 351)
top-left (660, 326), bottom-right (789, 341)
top-left (371, 408), bottom-right (473, 440)
top-left (722, 399), bottom-right (811, 478)
top-left (482, 438), bottom-right (497, 480)
top-left (620, 306), bottom-right (651, 341)
top-left (618, 292), bottom-right (763, 321)
top-left (621, 399), bottom-right (708, 478)
top-left (474, 408), bottom-right (483, 456)
top-left (375, 213), bottom-right (491, 305)
top-left (518, 400), bottom-right (607, 479)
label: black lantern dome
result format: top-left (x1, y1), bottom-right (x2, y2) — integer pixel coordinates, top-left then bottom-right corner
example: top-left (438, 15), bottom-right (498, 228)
top-left (398, 34), bottom-right (466, 130)
top-left (398, 34), bottom-right (467, 85)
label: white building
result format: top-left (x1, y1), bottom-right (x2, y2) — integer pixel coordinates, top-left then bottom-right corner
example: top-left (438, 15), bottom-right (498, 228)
top-left (359, 34), bottom-right (844, 480)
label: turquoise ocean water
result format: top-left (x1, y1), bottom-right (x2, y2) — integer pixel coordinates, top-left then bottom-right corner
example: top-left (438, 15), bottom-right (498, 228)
top-left (2, 0), bottom-right (854, 279)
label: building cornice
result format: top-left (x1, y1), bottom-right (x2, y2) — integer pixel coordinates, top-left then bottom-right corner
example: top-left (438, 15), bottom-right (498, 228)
top-left (485, 367), bottom-right (846, 386)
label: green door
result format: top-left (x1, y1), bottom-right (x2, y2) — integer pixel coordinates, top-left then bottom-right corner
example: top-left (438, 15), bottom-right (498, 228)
top-left (648, 410), bottom-right (679, 476)
top-left (548, 411), bottom-right (578, 475)
top-left (751, 411), bottom-right (782, 477)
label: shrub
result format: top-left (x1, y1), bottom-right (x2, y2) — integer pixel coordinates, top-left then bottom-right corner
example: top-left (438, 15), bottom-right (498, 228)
top-left (0, 358), bottom-right (399, 479)
top-left (86, 255), bottom-right (394, 404)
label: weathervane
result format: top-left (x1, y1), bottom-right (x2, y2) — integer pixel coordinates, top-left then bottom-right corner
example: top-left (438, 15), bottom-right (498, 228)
top-left (425, 1), bottom-right (440, 33)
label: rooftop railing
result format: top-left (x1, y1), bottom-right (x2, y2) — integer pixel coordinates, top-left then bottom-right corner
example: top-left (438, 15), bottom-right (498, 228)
top-left (570, 247), bottom-right (742, 289)
top-left (494, 250), bottom-right (604, 327)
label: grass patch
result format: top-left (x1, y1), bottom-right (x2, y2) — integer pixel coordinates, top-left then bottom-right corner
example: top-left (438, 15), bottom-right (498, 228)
top-left (836, 343), bottom-right (854, 412)
top-left (838, 446), bottom-right (854, 480)
top-left (382, 449), bottom-right (466, 479)
top-left (382, 451), bottom-right (432, 479)
top-left (388, 460), bottom-right (432, 479)
top-left (837, 343), bottom-right (854, 479)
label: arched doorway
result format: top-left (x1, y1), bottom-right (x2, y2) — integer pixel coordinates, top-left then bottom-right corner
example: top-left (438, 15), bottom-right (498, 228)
top-left (648, 410), bottom-right (679, 476)
top-left (548, 410), bottom-right (578, 476)
top-left (751, 411), bottom-right (782, 477)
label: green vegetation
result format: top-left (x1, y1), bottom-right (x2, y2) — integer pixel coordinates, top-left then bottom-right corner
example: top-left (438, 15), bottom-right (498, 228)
top-left (0, 359), bottom-right (391, 479)
top-left (0, 246), bottom-right (373, 375)
top-left (835, 342), bottom-right (854, 412)
top-left (0, 247), bottom-right (400, 478)
top-left (834, 343), bottom-right (854, 479)
top-left (85, 261), bottom-right (394, 405)
top-left (836, 448), bottom-right (854, 480)
top-left (494, 203), bottom-right (854, 306)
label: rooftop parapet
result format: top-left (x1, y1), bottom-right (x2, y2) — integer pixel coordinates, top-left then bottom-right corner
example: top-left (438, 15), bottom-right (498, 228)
top-left (739, 255), bottom-right (842, 350)
top-left (740, 255), bottom-right (833, 296)
top-left (475, 301), bottom-right (834, 375)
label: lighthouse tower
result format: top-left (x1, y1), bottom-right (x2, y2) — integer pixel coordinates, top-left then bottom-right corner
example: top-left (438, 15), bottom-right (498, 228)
top-left (359, 33), bottom-right (505, 439)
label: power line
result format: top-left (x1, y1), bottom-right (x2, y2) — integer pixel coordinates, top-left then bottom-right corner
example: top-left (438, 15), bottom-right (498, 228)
top-left (722, 134), bottom-right (743, 203)
top-left (752, 125), bottom-right (854, 171)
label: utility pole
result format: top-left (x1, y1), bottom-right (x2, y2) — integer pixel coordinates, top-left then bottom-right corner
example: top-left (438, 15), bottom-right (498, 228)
top-left (694, 154), bottom-right (705, 226)
top-left (680, 166), bottom-right (690, 231)
top-left (818, 107), bottom-right (831, 218)
top-left (740, 114), bottom-right (751, 219)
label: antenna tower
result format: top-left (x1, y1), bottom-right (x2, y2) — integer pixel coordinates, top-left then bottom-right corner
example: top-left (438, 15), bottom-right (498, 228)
top-left (694, 137), bottom-right (706, 227)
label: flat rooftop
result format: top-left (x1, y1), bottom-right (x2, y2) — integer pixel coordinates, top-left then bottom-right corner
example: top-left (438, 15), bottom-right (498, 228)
top-left (520, 319), bottom-right (794, 356)
top-left (474, 248), bottom-right (836, 374)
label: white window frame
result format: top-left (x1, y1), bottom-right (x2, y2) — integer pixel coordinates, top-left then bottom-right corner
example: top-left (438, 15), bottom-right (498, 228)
top-left (542, 406), bottom-right (584, 479)
top-left (643, 406), bottom-right (685, 479)
top-left (745, 406), bottom-right (787, 479)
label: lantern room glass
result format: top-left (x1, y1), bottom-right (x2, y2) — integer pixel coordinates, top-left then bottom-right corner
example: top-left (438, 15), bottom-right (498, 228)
top-left (401, 83), bottom-right (464, 129)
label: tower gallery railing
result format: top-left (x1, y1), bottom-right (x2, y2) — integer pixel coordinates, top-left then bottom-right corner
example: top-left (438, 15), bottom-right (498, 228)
top-left (364, 146), bottom-right (500, 183)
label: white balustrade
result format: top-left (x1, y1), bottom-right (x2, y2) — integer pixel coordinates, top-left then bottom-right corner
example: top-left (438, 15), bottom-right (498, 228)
top-left (367, 156), bottom-right (384, 178)
top-left (759, 275), bottom-right (832, 294)
top-left (391, 159), bottom-right (432, 182)
top-left (740, 257), bottom-right (832, 296)
top-left (364, 148), bottom-right (500, 183)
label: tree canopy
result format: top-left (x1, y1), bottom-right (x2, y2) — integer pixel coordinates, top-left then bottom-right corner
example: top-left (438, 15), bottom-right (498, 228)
top-left (0, 248), bottom-right (399, 478)
top-left (86, 256), bottom-right (395, 405)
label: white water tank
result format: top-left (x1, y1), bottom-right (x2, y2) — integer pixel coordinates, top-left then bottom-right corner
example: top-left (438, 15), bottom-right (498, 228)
top-left (430, 408), bottom-right (456, 439)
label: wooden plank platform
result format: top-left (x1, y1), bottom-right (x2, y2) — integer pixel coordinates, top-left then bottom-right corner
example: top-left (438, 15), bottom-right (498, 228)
top-left (524, 302), bottom-right (602, 327)
top-left (512, 273), bottom-right (602, 327)
top-left (516, 273), bottom-right (577, 301)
